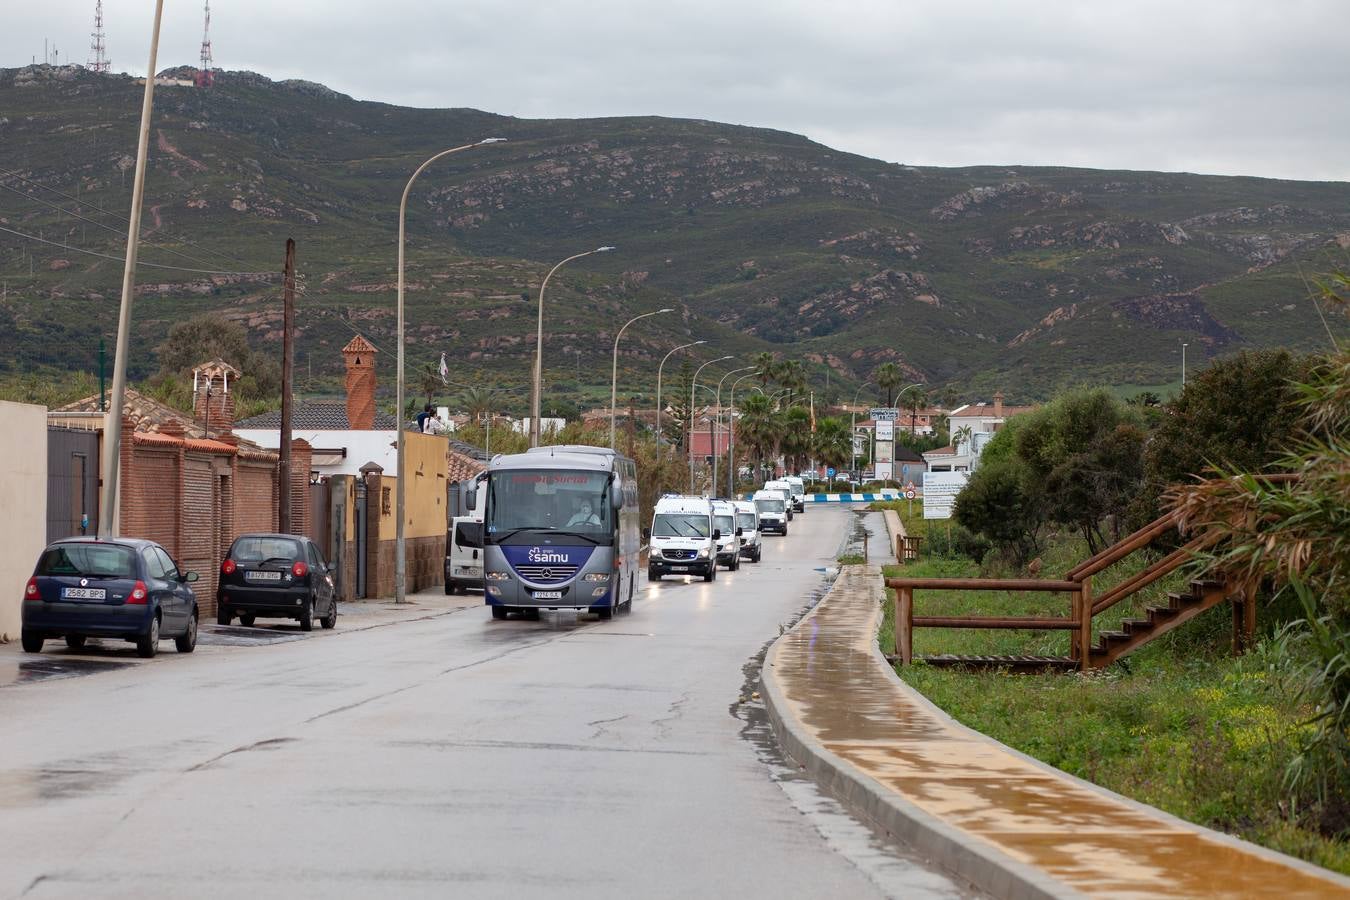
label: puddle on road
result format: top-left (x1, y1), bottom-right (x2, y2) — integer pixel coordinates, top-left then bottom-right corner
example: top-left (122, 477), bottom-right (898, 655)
top-left (197, 625), bottom-right (308, 647)
top-left (733, 578), bottom-right (981, 900)
top-left (0, 656), bottom-right (136, 688)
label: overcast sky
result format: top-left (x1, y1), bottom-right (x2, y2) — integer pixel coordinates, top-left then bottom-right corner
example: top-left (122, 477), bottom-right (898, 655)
top-left (8, 0), bottom-right (1349, 182)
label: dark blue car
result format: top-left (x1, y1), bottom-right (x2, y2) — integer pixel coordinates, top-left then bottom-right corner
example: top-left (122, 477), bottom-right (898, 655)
top-left (22, 537), bottom-right (199, 658)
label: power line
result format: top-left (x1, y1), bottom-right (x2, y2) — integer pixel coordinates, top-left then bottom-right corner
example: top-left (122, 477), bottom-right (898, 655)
top-left (0, 169), bottom-right (248, 269)
top-left (0, 224), bottom-right (277, 277)
top-left (0, 181), bottom-right (228, 270)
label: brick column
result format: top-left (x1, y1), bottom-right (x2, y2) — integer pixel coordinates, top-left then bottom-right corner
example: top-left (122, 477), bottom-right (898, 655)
top-left (290, 438), bottom-right (312, 537)
top-left (117, 415), bottom-right (135, 536)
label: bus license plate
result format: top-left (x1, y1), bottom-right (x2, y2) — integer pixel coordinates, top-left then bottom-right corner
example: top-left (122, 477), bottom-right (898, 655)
top-left (62, 587), bottom-right (106, 600)
top-left (533, 590), bottom-right (562, 600)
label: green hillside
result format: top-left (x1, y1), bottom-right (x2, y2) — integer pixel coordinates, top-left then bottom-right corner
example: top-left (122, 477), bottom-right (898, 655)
top-left (2, 63), bottom-right (1346, 409)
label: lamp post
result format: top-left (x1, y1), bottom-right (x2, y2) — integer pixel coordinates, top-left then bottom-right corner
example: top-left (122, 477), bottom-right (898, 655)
top-left (689, 356), bottom-right (734, 493)
top-left (610, 308), bottom-right (673, 448)
top-left (395, 137), bottom-right (505, 604)
top-left (1181, 342), bottom-right (1188, 387)
top-left (850, 381), bottom-right (873, 485)
top-left (727, 371), bottom-right (759, 497)
top-left (530, 246), bottom-right (615, 447)
top-left (655, 339), bottom-right (704, 447)
top-left (712, 366), bottom-right (755, 496)
top-left (99, 0), bottom-right (165, 538)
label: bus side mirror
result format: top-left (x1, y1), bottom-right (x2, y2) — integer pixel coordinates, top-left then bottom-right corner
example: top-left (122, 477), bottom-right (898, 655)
top-left (463, 482), bottom-right (477, 511)
top-left (610, 482), bottom-right (623, 510)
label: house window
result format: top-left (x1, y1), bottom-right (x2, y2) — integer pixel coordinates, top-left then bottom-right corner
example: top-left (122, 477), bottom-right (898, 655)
top-left (381, 487), bottom-right (391, 515)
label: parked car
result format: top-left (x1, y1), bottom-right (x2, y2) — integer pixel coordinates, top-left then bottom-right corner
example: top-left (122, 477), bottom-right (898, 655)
top-left (21, 537), bottom-right (199, 658)
top-left (445, 516), bottom-right (484, 595)
top-left (217, 533), bottom-right (337, 631)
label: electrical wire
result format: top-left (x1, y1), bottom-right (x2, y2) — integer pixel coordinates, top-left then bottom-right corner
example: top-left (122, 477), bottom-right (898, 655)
top-left (0, 224), bottom-right (278, 277)
top-left (0, 181), bottom-right (228, 270)
top-left (0, 169), bottom-right (250, 269)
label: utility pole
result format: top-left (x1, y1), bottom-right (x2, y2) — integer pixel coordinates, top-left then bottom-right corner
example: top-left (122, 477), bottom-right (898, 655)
top-left (278, 238), bottom-right (296, 532)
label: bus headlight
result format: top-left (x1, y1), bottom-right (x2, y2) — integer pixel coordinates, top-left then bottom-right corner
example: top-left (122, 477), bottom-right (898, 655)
top-left (486, 585), bottom-right (502, 597)
top-left (485, 571), bottom-right (511, 581)
top-left (583, 573), bottom-right (610, 582)
top-left (591, 587), bottom-right (608, 597)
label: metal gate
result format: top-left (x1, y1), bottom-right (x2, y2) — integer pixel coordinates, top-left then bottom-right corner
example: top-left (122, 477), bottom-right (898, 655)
top-left (354, 476), bottom-right (367, 598)
top-left (47, 427), bottom-right (100, 542)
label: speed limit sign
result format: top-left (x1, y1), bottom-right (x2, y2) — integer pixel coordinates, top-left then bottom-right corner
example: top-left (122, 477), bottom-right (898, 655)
top-left (905, 489), bottom-right (917, 499)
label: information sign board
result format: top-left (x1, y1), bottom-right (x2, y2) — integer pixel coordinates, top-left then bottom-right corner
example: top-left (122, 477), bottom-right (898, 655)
top-left (922, 472), bottom-right (969, 520)
top-left (869, 407), bottom-right (899, 421)
top-left (875, 419), bottom-right (894, 441)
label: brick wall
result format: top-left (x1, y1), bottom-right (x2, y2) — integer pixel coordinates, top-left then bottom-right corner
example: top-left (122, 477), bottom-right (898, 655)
top-left (115, 417), bottom-right (308, 617)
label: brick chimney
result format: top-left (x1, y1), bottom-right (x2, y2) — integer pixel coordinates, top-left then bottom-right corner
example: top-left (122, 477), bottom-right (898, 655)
top-left (994, 391), bottom-right (1004, 418)
top-left (342, 335), bottom-right (378, 430)
top-left (193, 358), bottom-right (242, 436)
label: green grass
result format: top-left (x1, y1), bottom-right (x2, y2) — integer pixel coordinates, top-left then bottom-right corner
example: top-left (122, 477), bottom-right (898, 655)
top-left (874, 541), bottom-right (1350, 876)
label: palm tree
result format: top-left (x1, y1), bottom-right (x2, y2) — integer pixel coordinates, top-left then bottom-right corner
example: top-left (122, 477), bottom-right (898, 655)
top-left (458, 384), bottom-right (498, 428)
top-left (417, 362), bottom-right (441, 408)
top-left (813, 416), bottom-right (852, 473)
top-left (779, 360), bottom-right (807, 407)
top-left (754, 352), bottom-right (777, 391)
top-left (899, 384), bottom-right (927, 436)
top-left (738, 393), bottom-right (777, 480)
top-left (875, 362), bottom-right (903, 408)
top-left (781, 405), bottom-right (812, 473)
top-left (954, 424), bottom-right (973, 453)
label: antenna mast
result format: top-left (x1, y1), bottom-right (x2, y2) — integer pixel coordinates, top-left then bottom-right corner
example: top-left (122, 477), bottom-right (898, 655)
top-left (196, 0), bottom-right (214, 88)
top-left (89, 0), bottom-right (110, 73)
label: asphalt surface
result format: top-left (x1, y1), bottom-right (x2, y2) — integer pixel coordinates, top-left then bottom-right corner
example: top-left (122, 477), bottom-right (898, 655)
top-left (0, 505), bottom-right (972, 899)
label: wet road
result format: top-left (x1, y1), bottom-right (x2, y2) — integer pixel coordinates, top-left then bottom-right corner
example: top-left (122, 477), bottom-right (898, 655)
top-left (0, 505), bottom-right (971, 899)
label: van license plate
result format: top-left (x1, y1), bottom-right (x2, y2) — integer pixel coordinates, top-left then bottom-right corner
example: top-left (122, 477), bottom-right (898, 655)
top-left (533, 590), bottom-right (562, 600)
top-left (62, 587), bottom-right (106, 600)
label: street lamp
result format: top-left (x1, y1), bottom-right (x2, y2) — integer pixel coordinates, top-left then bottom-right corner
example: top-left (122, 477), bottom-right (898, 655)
top-left (689, 356), bottom-right (734, 492)
top-left (712, 366), bottom-right (755, 496)
top-left (655, 339), bottom-right (705, 446)
top-left (395, 137), bottom-right (505, 604)
top-left (1181, 342), bottom-right (1188, 387)
top-left (726, 371), bottom-right (760, 497)
top-left (610, 308), bottom-right (674, 448)
top-left (530, 246), bottom-right (615, 447)
top-left (849, 381), bottom-right (873, 485)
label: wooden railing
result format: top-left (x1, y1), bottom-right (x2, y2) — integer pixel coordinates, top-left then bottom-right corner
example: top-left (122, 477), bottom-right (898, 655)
top-left (887, 508), bottom-right (1217, 670)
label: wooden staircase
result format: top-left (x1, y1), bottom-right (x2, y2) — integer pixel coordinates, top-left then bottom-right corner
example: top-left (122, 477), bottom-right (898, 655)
top-left (887, 509), bottom-right (1259, 673)
top-left (1087, 578), bottom-right (1229, 668)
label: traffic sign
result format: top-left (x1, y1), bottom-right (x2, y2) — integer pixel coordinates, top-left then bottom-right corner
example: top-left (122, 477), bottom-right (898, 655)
top-left (904, 489), bottom-right (916, 499)
top-left (826, 467), bottom-right (836, 477)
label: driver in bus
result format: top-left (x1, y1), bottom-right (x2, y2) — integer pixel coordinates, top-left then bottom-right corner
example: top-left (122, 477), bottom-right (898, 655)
top-left (566, 499), bottom-right (601, 527)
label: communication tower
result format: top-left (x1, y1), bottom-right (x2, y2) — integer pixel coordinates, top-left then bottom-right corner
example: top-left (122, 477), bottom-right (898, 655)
top-left (195, 0), bottom-right (214, 88)
top-left (88, 0), bottom-right (110, 73)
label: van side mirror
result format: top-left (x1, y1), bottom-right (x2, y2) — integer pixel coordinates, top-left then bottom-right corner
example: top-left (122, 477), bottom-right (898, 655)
top-left (712, 529), bottom-right (721, 541)
top-left (472, 549), bottom-right (479, 560)
top-left (736, 527), bottom-right (743, 537)
top-left (642, 527), bottom-right (651, 541)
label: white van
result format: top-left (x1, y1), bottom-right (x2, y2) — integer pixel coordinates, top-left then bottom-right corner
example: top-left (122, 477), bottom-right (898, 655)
top-left (733, 499), bottom-right (761, 562)
top-left (647, 495), bottom-right (718, 582)
top-left (782, 475), bottom-right (806, 513)
top-left (444, 516), bottom-right (484, 594)
top-left (763, 480), bottom-right (795, 521)
top-left (753, 488), bottom-right (790, 535)
top-left (710, 499), bottom-right (741, 571)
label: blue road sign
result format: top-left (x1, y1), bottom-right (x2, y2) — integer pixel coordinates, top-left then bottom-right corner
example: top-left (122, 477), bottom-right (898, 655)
top-left (826, 467), bottom-right (836, 477)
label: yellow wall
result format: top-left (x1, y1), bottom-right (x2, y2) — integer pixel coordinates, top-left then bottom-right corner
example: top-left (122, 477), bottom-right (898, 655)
top-left (0, 401), bottom-right (48, 641)
top-left (400, 432), bottom-right (449, 539)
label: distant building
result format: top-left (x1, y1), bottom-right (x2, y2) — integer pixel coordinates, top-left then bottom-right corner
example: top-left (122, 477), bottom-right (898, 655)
top-left (924, 392), bottom-right (1037, 473)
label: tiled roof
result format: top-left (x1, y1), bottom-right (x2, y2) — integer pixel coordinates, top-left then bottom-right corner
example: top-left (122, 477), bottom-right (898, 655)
top-left (235, 401), bottom-right (396, 430)
top-left (342, 335), bottom-right (377, 354)
top-left (446, 438), bottom-right (489, 483)
top-left (56, 388), bottom-right (207, 437)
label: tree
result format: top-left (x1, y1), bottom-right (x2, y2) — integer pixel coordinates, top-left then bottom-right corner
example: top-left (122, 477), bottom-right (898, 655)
top-left (780, 405), bottom-right (812, 473)
top-left (417, 362), bottom-right (440, 408)
top-left (875, 362), bottom-right (903, 407)
top-left (153, 312), bottom-right (280, 415)
top-left (954, 455), bottom-right (1042, 566)
top-left (899, 384), bottom-right (927, 436)
top-left (753, 352), bottom-right (777, 391)
top-left (954, 424), bottom-right (973, 452)
top-left (812, 416), bottom-right (852, 472)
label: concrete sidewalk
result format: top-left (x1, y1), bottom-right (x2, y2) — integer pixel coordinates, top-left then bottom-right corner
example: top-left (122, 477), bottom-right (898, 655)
top-left (760, 564), bottom-right (1350, 899)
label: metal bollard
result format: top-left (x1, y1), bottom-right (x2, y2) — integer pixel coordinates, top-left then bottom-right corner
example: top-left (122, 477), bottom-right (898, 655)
top-left (863, 531), bottom-right (869, 562)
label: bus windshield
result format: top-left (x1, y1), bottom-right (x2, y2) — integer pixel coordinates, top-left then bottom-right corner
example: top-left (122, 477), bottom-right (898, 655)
top-left (652, 514), bottom-right (710, 538)
top-left (485, 470), bottom-right (613, 542)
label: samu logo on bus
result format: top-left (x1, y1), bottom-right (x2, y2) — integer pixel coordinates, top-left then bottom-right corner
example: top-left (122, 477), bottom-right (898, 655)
top-left (527, 547), bottom-right (570, 564)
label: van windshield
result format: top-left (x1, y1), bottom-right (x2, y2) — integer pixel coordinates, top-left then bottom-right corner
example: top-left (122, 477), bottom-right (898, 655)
top-left (653, 513), bottom-right (709, 538)
top-left (713, 514), bottom-right (735, 534)
top-left (737, 512), bottom-right (756, 530)
top-left (755, 498), bottom-right (785, 514)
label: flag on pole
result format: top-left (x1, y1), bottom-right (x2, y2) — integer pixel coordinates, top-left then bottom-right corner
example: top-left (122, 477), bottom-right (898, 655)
top-left (438, 351), bottom-right (448, 385)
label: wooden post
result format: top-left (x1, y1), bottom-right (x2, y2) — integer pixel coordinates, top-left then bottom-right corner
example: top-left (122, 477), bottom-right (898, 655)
top-left (1244, 581), bottom-right (1257, 650)
top-left (278, 237), bottom-right (296, 532)
top-left (897, 587), bottom-right (913, 665)
top-left (1076, 587), bottom-right (1093, 670)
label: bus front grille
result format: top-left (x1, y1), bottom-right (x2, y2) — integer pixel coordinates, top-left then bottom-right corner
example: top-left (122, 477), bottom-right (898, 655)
top-left (512, 565), bottom-right (579, 583)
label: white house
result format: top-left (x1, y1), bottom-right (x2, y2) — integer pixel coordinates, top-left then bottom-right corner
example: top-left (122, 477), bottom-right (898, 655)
top-left (923, 392), bottom-right (1037, 472)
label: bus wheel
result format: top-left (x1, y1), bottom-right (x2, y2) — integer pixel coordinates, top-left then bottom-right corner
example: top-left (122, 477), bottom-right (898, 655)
top-left (490, 606), bottom-right (508, 620)
top-left (595, 605), bottom-right (614, 621)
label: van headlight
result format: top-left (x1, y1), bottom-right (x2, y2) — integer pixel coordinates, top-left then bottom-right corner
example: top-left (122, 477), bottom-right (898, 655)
top-left (698, 547), bottom-right (709, 558)
top-left (583, 573), bottom-right (610, 582)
